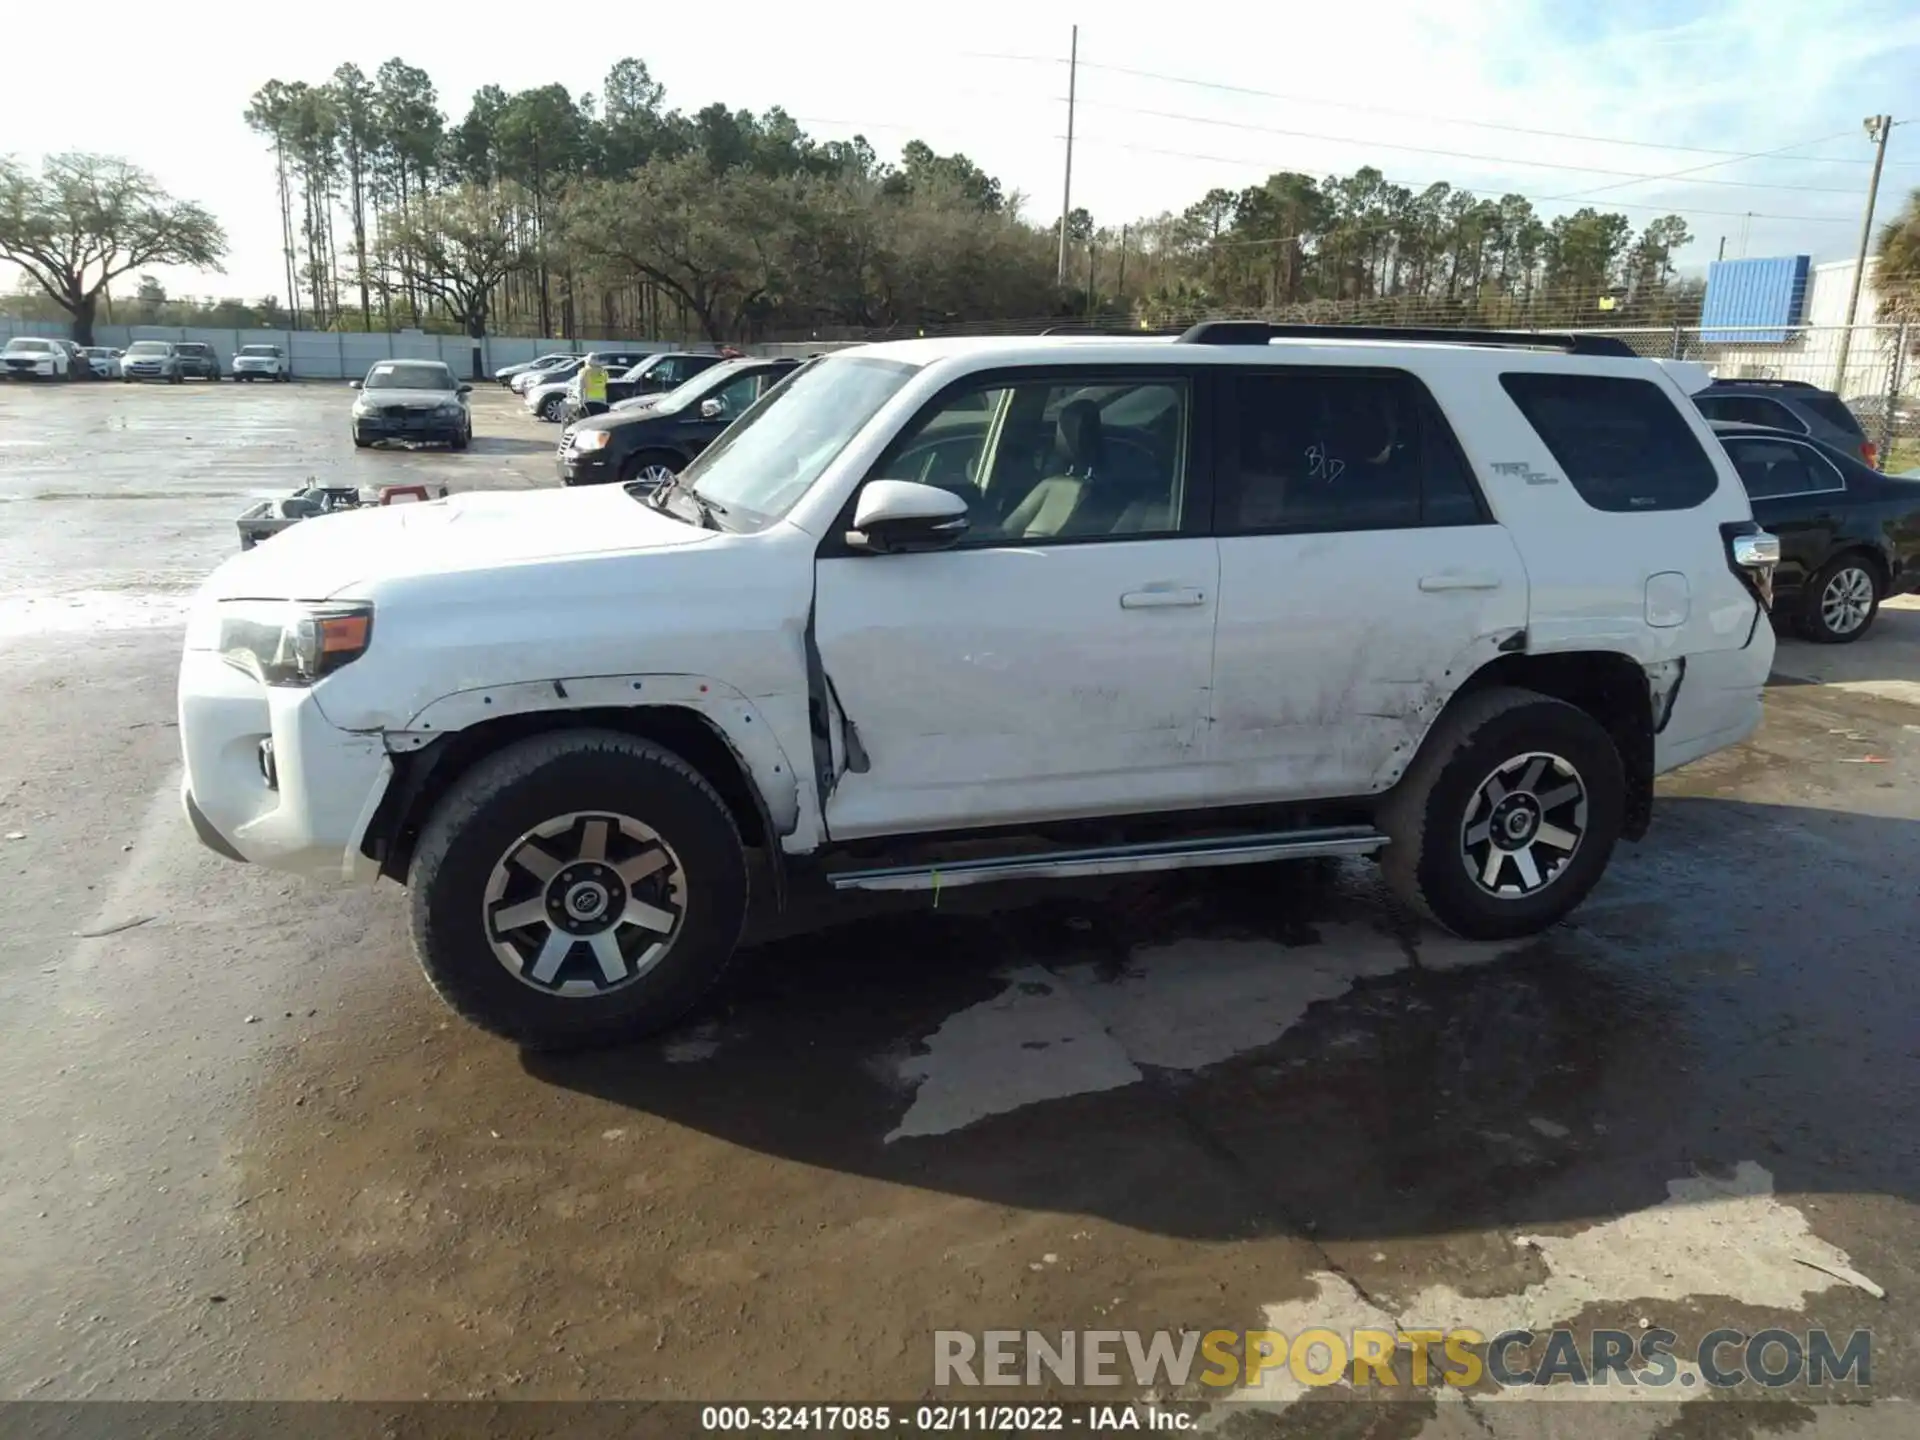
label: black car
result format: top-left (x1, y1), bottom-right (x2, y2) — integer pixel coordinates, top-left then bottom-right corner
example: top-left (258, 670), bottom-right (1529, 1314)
top-left (1711, 420), bottom-right (1920, 643)
top-left (172, 341), bottom-right (223, 381)
top-left (557, 357), bottom-right (799, 486)
top-left (1692, 379), bottom-right (1879, 469)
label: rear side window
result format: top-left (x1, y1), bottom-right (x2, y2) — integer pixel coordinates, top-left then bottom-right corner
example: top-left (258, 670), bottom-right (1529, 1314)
top-left (1721, 437), bottom-right (1846, 499)
top-left (1694, 393), bottom-right (1805, 431)
top-left (1224, 370), bottom-right (1487, 534)
top-left (1500, 373), bottom-right (1720, 512)
top-left (1795, 392), bottom-right (1865, 435)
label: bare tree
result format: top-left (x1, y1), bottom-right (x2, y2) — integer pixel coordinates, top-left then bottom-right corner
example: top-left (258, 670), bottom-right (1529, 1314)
top-left (0, 153), bottom-right (226, 343)
top-left (389, 184), bottom-right (533, 376)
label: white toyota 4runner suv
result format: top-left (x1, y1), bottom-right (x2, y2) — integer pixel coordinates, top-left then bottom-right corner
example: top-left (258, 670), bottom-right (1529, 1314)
top-left (179, 323), bottom-right (1779, 1048)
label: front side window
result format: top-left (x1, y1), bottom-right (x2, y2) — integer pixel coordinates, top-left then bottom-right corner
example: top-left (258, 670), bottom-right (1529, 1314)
top-left (865, 376), bottom-right (1190, 543)
top-left (1501, 372), bottom-right (1721, 512)
top-left (680, 356), bottom-right (916, 529)
top-left (1223, 370), bottom-right (1482, 534)
top-left (1722, 437), bottom-right (1846, 500)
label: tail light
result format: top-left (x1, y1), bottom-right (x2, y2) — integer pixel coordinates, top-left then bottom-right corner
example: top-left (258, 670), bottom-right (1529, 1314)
top-left (1860, 440), bottom-right (1879, 468)
top-left (1721, 521), bottom-right (1779, 610)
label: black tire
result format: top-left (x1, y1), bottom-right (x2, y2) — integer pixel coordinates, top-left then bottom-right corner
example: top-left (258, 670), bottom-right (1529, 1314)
top-left (450, 424), bottom-right (470, 451)
top-left (1796, 553), bottom-right (1881, 644)
top-left (352, 429), bottom-right (371, 449)
top-left (620, 449), bottom-right (683, 486)
top-left (407, 730), bottom-right (749, 1049)
top-left (1377, 686), bottom-right (1624, 941)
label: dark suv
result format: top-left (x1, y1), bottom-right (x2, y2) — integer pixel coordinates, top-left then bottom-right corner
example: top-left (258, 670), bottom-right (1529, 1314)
top-left (607, 352), bottom-right (723, 407)
top-left (172, 342), bottom-right (223, 381)
top-left (1691, 379), bottom-right (1878, 468)
top-left (556, 357), bottom-right (799, 486)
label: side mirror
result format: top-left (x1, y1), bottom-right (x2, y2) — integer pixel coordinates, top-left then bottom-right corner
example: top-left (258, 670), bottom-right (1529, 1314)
top-left (847, 480), bottom-right (970, 555)
top-left (457, 383), bottom-right (472, 395)
top-left (348, 379), bottom-right (361, 389)
top-left (699, 398), bottom-right (725, 420)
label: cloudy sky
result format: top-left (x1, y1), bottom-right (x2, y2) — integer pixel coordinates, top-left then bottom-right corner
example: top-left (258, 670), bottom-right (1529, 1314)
top-left (4, 0), bottom-right (1918, 303)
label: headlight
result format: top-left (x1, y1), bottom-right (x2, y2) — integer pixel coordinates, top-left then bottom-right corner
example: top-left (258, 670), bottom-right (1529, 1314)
top-left (571, 430), bottom-right (612, 451)
top-left (436, 401), bottom-right (463, 416)
top-left (211, 601), bottom-right (374, 686)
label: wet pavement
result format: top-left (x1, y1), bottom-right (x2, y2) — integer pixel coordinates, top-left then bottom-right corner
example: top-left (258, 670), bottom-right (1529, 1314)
top-left (2, 380), bottom-right (1918, 1434)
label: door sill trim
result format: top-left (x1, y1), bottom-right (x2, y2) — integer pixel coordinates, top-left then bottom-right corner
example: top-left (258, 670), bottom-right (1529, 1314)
top-left (826, 825), bottom-right (1386, 892)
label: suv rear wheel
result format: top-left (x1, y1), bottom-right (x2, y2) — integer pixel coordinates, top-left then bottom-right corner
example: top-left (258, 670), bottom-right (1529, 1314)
top-left (408, 730), bottom-right (749, 1049)
top-left (1798, 553), bottom-right (1880, 644)
top-left (1378, 687), bottom-right (1624, 941)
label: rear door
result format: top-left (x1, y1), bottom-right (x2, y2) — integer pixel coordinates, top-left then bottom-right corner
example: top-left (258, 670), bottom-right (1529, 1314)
top-left (1206, 365), bottom-right (1528, 801)
top-left (1719, 434), bottom-right (1849, 594)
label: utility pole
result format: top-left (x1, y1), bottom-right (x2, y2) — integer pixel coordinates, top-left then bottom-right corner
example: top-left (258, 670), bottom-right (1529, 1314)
top-left (1056, 24), bottom-right (1078, 287)
top-left (1116, 224), bottom-right (1129, 307)
top-left (1834, 115), bottom-right (1895, 391)
top-left (1716, 236), bottom-right (1726, 262)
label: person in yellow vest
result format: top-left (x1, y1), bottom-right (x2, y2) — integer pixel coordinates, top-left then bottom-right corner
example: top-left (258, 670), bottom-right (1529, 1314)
top-left (579, 356), bottom-right (609, 417)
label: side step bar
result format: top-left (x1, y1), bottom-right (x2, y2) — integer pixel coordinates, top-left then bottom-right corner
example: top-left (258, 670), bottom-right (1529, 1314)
top-left (826, 825), bottom-right (1387, 893)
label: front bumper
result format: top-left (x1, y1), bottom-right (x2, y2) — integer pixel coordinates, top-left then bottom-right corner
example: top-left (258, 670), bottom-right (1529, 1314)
top-left (556, 440), bottom-right (620, 485)
top-left (178, 649), bottom-right (392, 881)
top-left (125, 363), bottom-right (172, 379)
top-left (355, 410), bottom-right (463, 439)
top-left (4, 359), bottom-right (56, 376)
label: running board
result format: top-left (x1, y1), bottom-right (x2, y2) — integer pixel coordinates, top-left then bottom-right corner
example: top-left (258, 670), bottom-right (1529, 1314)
top-left (826, 825), bottom-right (1387, 893)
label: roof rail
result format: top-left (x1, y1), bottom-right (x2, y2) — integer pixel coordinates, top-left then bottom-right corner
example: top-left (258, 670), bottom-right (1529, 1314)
top-left (1704, 377), bottom-right (1818, 391)
top-left (1172, 320), bottom-right (1637, 358)
top-left (1039, 323), bottom-right (1183, 336)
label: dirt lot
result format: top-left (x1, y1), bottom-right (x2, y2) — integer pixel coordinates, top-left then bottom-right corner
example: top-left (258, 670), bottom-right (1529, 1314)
top-left (2, 378), bottom-right (1918, 1435)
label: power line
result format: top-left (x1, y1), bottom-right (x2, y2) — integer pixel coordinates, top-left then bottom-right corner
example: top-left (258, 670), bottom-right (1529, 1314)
top-left (1543, 130), bottom-right (1867, 203)
top-left (962, 50), bottom-right (1900, 166)
top-left (1061, 136), bottom-right (1859, 225)
top-left (1060, 99), bottom-right (1865, 195)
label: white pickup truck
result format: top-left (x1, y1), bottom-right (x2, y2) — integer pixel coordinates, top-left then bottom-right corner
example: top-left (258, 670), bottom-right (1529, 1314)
top-left (179, 325), bottom-right (1778, 1048)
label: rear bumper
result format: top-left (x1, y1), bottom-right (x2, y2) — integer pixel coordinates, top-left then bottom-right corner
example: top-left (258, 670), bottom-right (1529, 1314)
top-left (1653, 622), bottom-right (1776, 775)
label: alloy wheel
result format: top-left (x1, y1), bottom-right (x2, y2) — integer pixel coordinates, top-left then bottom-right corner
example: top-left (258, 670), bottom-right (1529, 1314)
top-left (482, 812), bottom-right (687, 996)
top-left (1460, 752), bottom-right (1587, 898)
top-left (1819, 566), bottom-right (1874, 637)
top-left (636, 463), bottom-right (678, 486)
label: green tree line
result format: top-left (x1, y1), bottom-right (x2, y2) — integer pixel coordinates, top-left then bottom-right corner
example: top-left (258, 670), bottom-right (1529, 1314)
top-left (232, 58), bottom-right (1707, 345)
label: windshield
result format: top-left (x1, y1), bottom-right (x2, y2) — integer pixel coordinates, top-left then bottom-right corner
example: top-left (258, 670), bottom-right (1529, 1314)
top-left (239, 345), bottom-right (280, 357)
top-left (652, 360), bottom-right (756, 415)
top-left (5, 339), bottom-right (53, 353)
top-left (682, 356), bottom-right (916, 529)
top-left (365, 362), bottom-right (454, 391)
top-left (126, 341), bottom-right (170, 355)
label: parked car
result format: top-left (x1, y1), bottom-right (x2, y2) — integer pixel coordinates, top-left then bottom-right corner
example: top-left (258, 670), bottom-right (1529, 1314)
top-left (53, 340), bottom-right (95, 378)
top-left (122, 340), bottom-right (183, 382)
top-left (496, 353), bottom-right (574, 387)
top-left (1, 336), bottom-right (72, 379)
top-left (81, 346), bottom-right (123, 379)
top-left (513, 359), bottom-right (579, 395)
top-left (232, 343), bottom-right (291, 382)
top-left (564, 352), bottom-right (724, 421)
top-left (1710, 419), bottom-right (1920, 643)
top-left (172, 341), bottom-right (223, 381)
top-left (350, 359), bottom-right (473, 449)
top-left (524, 359), bottom-right (588, 421)
top-left (1691, 378), bottom-right (1880, 468)
top-left (178, 323), bottom-right (1782, 1049)
top-left (557, 357), bottom-right (800, 485)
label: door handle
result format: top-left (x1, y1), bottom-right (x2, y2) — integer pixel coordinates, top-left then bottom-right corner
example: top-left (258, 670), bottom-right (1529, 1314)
top-left (1120, 586), bottom-right (1207, 609)
top-left (1418, 572), bottom-right (1503, 592)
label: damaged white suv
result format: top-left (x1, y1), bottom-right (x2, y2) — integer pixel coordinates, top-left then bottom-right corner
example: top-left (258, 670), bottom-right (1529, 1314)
top-left (178, 324), bottom-right (1779, 1048)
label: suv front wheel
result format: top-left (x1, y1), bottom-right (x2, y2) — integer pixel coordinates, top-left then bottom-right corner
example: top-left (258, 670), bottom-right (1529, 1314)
top-left (1378, 687), bottom-right (1624, 941)
top-left (408, 730), bottom-right (749, 1049)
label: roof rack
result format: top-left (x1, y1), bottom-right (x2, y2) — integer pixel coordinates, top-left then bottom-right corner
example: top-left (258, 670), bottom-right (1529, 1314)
top-left (1172, 320), bottom-right (1637, 358)
top-left (1703, 377), bottom-right (1819, 391)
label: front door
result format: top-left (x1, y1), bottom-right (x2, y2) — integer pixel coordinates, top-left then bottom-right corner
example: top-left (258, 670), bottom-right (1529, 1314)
top-left (1206, 367), bottom-right (1530, 802)
top-left (813, 371), bottom-right (1219, 840)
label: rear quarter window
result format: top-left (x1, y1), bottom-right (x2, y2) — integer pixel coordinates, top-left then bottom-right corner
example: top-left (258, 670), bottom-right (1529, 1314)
top-left (1500, 372), bottom-right (1721, 513)
top-left (1797, 392), bottom-right (1865, 435)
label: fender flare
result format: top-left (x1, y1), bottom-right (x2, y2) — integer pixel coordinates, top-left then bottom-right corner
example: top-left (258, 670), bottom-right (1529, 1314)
top-left (385, 673), bottom-right (805, 844)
